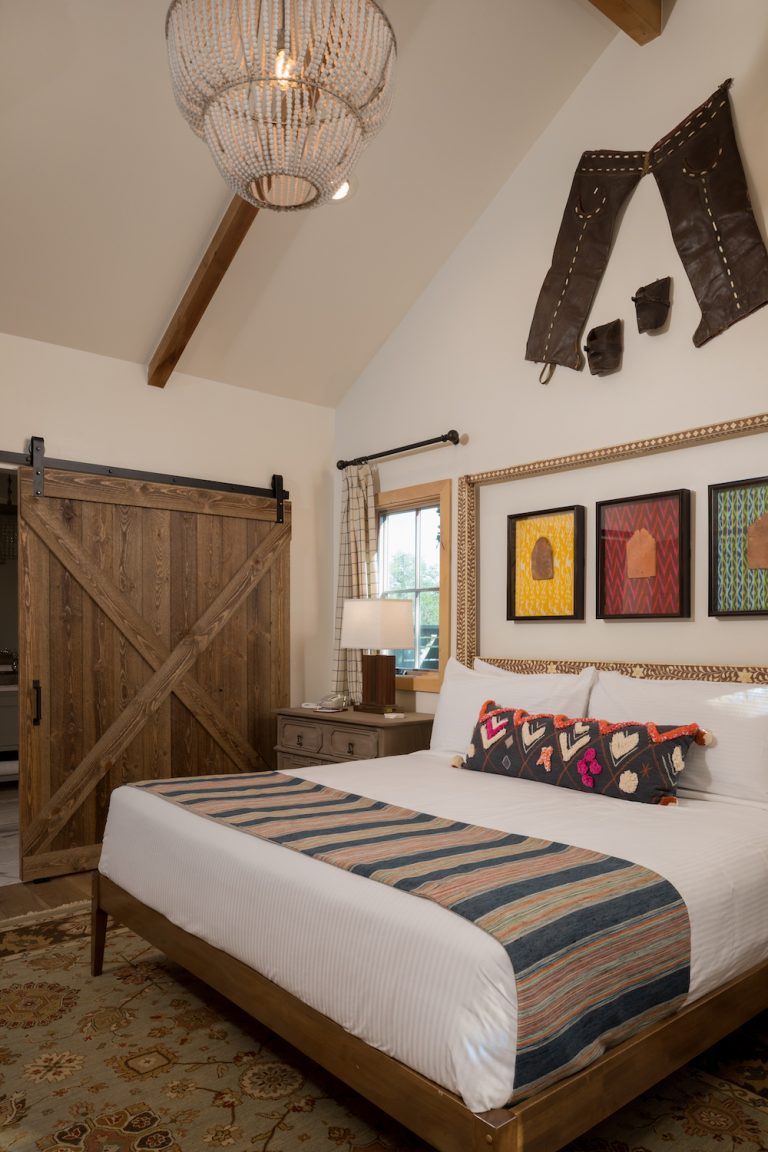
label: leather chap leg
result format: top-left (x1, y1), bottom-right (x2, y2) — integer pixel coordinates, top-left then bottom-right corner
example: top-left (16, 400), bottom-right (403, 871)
top-left (651, 80), bottom-right (768, 346)
top-left (525, 153), bottom-right (644, 378)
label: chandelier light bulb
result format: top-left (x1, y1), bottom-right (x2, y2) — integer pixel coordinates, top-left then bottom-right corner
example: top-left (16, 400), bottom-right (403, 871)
top-left (274, 47), bottom-right (296, 89)
top-left (166, 0), bottom-right (397, 212)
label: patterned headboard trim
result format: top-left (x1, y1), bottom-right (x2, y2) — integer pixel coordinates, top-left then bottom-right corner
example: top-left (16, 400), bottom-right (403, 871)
top-left (474, 657), bottom-right (768, 685)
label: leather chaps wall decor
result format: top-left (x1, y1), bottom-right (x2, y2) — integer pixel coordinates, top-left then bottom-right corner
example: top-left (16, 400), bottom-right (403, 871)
top-left (525, 154), bottom-right (643, 380)
top-left (526, 80), bottom-right (768, 381)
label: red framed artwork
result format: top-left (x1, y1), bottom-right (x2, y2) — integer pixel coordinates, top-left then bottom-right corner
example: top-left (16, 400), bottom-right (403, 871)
top-left (596, 489), bottom-right (691, 620)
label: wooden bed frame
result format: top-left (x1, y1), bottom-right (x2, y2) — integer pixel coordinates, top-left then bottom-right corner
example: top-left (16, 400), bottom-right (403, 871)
top-left (92, 412), bottom-right (768, 1151)
top-left (92, 845), bottom-right (768, 1152)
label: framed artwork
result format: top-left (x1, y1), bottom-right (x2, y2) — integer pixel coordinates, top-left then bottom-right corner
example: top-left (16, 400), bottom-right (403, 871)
top-left (709, 475), bottom-right (768, 617)
top-left (507, 505), bottom-right (585, 621)
top-left (596, 489), bottom-right (691, 620)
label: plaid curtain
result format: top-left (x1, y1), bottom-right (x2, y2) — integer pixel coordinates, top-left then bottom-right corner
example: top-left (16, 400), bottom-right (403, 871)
top-left (332, 464), bottom-right (378, 703)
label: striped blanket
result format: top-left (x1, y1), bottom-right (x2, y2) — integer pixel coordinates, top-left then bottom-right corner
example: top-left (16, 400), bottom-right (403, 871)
top-left (134, 771), bottom-right (691, 1099)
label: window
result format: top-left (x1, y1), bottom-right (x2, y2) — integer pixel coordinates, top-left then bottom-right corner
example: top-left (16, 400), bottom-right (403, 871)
top-left (376, 479), bottom-right (451, 693)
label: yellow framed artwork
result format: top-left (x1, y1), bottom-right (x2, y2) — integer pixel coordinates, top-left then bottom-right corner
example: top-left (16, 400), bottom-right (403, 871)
top-left (507, 505), bottom-right (585, 621)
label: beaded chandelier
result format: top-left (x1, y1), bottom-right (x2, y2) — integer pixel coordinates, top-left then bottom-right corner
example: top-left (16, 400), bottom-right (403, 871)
top-left (166, 0), bottom-right (396, 211)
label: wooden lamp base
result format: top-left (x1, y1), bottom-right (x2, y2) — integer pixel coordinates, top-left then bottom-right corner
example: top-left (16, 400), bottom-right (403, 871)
top-left (355, 653), bottom-right (397, 713)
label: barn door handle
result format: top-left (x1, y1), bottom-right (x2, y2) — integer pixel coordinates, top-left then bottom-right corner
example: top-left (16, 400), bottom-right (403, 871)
top-left (32, 679), bottom-right (42, 727)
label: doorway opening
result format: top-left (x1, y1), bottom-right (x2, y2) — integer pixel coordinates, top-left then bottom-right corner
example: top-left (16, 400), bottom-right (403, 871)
top-left (0, 468), bottom-right (19, 886)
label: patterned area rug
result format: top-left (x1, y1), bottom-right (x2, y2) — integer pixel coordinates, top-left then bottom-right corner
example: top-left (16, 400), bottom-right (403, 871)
top-left (0, 903), bottom-right (766, 1152)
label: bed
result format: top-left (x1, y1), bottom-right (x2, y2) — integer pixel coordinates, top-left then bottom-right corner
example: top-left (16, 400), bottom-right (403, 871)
top-left (92, 657), bottom-right (768, 1152)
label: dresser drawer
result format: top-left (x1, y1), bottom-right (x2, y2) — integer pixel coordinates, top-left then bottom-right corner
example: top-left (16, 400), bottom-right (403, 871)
top-left (277, 717), bottom-right (323, 755)
top-left (275, 708), bottom-right (433, 769)
top-left (277, 751), bottom-right (324, 772)
top-left (326, 726), bottom-right (379, 761)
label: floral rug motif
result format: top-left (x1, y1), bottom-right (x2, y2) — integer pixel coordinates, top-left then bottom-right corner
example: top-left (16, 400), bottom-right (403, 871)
top-left (0, 902), bottom-right (766, 1151)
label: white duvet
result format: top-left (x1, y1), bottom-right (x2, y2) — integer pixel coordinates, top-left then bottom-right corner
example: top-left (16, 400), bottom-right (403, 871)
top-left (99, 751), bottom-right (768, 1112)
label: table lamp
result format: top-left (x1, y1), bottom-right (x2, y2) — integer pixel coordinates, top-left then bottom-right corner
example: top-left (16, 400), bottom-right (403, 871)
top-left (340, 598), bottom-right (414, 713)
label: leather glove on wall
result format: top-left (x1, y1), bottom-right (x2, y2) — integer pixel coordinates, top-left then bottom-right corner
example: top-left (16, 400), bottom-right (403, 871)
top-left (632, 277), bottom-right (671, 333)
top-left (584, 319), bottom-right (623, 375)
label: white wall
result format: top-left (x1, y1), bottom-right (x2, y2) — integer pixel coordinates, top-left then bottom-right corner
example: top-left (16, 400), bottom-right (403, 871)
top-left (337, 0), bottom-right (768, 708)
top-left (0, 333), bottom-right (335, 702)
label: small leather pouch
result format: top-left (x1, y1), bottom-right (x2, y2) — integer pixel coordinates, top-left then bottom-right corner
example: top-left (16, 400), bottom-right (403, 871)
top-left (632, 276), bottom-right (671, 333)
top-left (584, 318), bottom-right (623, 376)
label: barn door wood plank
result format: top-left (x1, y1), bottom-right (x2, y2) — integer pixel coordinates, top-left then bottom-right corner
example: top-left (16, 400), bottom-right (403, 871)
top-left (41, 470), bottom-right (286, 523)
top-left (114, 502), bottom-right (145, 791)
top-left (142, 506), bottom-right (172, 780)
top-left (195, 510), bottom-right (228, 775)
top-left (23, 844), bottom-right (103, 882)
top-left (171, 510), bottom-right (198, 773)
top-left (196, 513), bottom-right (250, 775)
top-left (17, 510), bottom-right (51, 875)
top-left (20, 494), bottom-right (269, 777)
top-left (249, 519), bottom-right (290, 769)
top-left (81, 501), bottom-right (118, 837)
top-left (24, 521), bottom-right (290, 854)
top-left (49, 500), bottom-right (90, 852)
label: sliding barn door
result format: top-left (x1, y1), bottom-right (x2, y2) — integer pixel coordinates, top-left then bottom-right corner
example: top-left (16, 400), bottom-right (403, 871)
top-left (17, 468), bottom-right (290, 880)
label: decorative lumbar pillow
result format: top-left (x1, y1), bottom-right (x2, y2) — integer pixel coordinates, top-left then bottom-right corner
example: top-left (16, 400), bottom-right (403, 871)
top-left (457, 701), bottom-right (710, 805)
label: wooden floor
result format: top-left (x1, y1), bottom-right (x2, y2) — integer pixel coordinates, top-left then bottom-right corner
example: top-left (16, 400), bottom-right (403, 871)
top-left (0, 777), bottom-right (92, 917)
top-left (0, 780), bottom-right (19, 887)
top-left (0, 869), bottom-right (92, 919)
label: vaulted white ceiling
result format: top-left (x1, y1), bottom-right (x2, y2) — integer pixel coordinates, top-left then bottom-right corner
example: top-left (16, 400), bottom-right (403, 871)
top-left (0, 0), bottom-right (617, 407)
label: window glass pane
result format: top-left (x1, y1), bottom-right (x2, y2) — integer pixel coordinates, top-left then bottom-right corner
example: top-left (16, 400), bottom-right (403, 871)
top-left (418, 506), bottom-right (440, 589)
top-left (377, 485), bottom-right (448, 681)
top-left (382, 590), bottom-right (415, 670)
top-left (417, 589), bottom-right (439, 670)
top-left (379, 510), bottom-right (416, 593)
top-left (379, 501), bottom-right (442, 673)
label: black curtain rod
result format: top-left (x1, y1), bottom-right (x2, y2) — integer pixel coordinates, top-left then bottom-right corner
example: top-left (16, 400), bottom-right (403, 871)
top-left (337, 429), bottom-right (460, 470)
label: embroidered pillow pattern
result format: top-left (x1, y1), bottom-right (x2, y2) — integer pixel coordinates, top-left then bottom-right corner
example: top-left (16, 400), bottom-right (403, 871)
top-left (457, 701), bottom-right (710, 805)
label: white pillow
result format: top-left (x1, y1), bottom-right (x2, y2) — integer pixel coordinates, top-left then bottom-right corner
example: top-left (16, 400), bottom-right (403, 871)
top-left (430, 658), bottom-right (596, 754)
top-left (588, 669), bottom-right (768, 806)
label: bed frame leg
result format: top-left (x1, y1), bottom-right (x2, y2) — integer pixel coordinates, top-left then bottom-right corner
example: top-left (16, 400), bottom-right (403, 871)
top-left (90, 871), bottom-right (107, 977)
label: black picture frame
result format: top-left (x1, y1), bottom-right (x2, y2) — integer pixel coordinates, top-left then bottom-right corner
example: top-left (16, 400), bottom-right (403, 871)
top-left (709, 475), bottom-right (768, 617)
top-left (596, 489), bottom-right (691, 621)
top-left (506, 505), bottom-right (585, 622)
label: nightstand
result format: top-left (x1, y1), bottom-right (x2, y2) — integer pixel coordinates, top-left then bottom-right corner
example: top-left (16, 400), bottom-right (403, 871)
top-left (274, 707), bottom-right (434, 771)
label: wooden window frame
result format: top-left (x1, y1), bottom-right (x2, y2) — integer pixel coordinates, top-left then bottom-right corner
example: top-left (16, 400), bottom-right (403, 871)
top-left (376, 479), bottom-right (451, 694)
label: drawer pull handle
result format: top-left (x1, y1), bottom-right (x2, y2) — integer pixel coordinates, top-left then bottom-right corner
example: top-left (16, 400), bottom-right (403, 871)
top-left (347, 741), bottom-right (354, 755)
top-left (297, 734), bottom-right (303, 748)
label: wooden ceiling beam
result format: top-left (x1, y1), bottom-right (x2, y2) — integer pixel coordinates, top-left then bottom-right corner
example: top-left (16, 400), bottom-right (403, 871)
top-left (148, 196), bottom-right (258, 389)
top-left (587, 0), bottom-right (663, 45)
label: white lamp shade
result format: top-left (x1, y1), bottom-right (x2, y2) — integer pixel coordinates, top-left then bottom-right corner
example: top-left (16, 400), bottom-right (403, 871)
top-left (340, 598), bottom-right (414, 651)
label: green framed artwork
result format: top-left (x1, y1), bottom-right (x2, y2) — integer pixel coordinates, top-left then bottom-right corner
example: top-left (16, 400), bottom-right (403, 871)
top-left (709, 475), bottom-right (768, 616)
